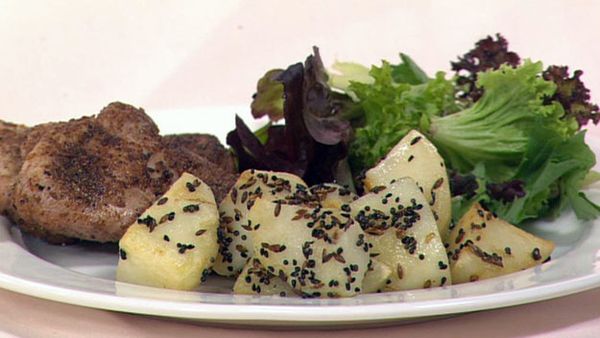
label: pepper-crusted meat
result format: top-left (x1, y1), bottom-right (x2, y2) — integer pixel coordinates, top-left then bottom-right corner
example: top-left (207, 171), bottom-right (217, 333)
top-left (160, 140), bottom-right (237, 203)
top-left (163, 134), bottom-right (236, 175)
top-left (0, 121), bottom-right (29, 214)
top-left (8, 102), bottom-right (236, 244)
top-left (11, 103), bottom-right (164, 243)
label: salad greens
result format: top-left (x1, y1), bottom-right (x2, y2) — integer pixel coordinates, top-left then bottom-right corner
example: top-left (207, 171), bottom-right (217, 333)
top-left (229, 34), bottom-right (600, 226)
top-left (227, 47), bottom-right (352, 186)
top-left (250, 69), bottom-right (285, 122)
top-left (451, 34), bottom-right (520, 102)
top-left (429, 60), bottom-right (576, 181)
top-left (341, 62), bottom-right (458, 173)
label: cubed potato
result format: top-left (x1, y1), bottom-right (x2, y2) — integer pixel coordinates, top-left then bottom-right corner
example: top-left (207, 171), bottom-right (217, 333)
top-left (447, 203), bottom-right (555, 283)
top-left (250, 198), bottom-right (370, 298)
top-left (213, 170), bottom-right (308, 277)
top-left (235, 257), bottom-right (390, 296)
top-left (309, 183), bottom-right (358, 209)
top-left (364, 130), bottom-right (452, 241)
top-left (116, 173), bottom-right (218, 290)
top-left (233, 258), bottom-right (297, 297)
top-left (361, 258), bottom-right (392, 293)
top-left (350, 177), bottom-right (451, 291)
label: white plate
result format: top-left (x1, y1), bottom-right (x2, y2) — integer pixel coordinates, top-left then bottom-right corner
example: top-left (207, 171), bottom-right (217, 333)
top-left (1, 107), bottom-right (600, 327)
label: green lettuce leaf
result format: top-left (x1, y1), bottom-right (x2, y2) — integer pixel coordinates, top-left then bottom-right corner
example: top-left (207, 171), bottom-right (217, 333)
top-left (453, 129), bottom-right (599, 224)
top-left (347, 60), bottom-right (457, 172)
top-left (338, 52), bottom-right (598, 225)
top-left (251, 69), bottom-right (285, 122)
top-left (390, 53), bottom-right (429, 85)
top-left (430, 60), bottom-right (578, 181)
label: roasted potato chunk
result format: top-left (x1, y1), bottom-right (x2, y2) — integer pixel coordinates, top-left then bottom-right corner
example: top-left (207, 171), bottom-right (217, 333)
top-left (214, 170), bottom-right (308, 277)
top-left (361, 258), bottom-right (393, 293)
top-left (116, 173), bottom-right (218, 290)
top-left (309, 183), bottom-right (358, 209)
top-left (364, 130), bottom-right (452, 241)
top-left (447, 203), bottom-right (555, 283)
top-left (233, 258), bottom-right (297, 297)
top-left (350, 177), bottom-right (451, 290)
top-left (250, 198), bottom-right (370, 298)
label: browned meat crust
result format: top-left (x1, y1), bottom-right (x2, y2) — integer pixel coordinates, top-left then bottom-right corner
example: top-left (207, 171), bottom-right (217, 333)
top-left (7, 102), bottom-right (236, 244)
top-left (163, 134), bottom-right (236, 175)
top-left (161, 141), bottom-right (237, 203)
top-left (0, 121), bottom-right (29, 214)
top-left (11, 103), bottom-right (163, 243)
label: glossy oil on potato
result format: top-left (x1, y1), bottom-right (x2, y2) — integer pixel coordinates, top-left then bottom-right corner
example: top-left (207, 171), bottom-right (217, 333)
top-left (213, 170), bottom-right (308, 277)
top-left (116, 173), bottom-right (219, 290)
top-left (350, 177), bottom-right (451, 291)
top-left (364, 130), bottom-right (452, 241)
top-left (233, 258), bottom-right (297, 296)
top-left (250, 198), bottom-right (370, 298)
top-left (447, 203), bottom-right (555, 284)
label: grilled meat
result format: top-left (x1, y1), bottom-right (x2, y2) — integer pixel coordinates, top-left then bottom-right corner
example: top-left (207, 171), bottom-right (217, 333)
top-left (161, 140), bottom-right (237, 203)
top-left (0, 121), bottom-right (29, 214)
top-left (6, 102), bottom-right (236, 244)
top-left (163, 134), bottom-right (236, 175)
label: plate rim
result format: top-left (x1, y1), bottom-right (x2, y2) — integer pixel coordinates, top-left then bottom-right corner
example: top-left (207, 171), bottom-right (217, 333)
top-left (0, 260), bottom-right (599, 323)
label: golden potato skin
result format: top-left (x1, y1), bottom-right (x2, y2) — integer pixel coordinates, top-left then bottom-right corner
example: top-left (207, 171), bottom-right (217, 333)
top-left (250, 199), bottom-right (370, 298)
top-left (351, 177), bottom-right (451, 291)
top-left (364, 130), bottom-right (452, 241)
top-left (116, 173), bottom-right (219, 290)
top-left (213, 170), bottom-right (309, 277)
top-left (447, 203), bottom-right (554, 284)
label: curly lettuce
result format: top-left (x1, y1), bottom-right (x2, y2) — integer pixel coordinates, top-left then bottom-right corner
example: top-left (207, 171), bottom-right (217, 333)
top-left (341, 59), bottom-right (458, 172)
top-left (331, 37), bottom-right (599, 224)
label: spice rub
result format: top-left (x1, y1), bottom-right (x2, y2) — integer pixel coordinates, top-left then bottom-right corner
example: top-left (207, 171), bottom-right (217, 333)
top-left (2, 102), bottom-right (236, 244)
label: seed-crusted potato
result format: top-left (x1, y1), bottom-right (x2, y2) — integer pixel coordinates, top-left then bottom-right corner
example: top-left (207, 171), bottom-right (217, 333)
top-left (250, 198), bottom-right (370, 298)
top-left (448, 203), bottom-right (555, 284)
top-left (213, 170), bottom-right (308, 277)
top-left (364, 130), bottom-right (452, 241)
top-left (233, 258), bottom-right (298, 297)
top-left (233, 182), bottom-right (387, 296)
top-left (309, 183), bottom-right (358, 209)
top-left (234, 256), bottom-right (391, 296)
top-left (361, 258), bottom-right (392, 293)
top-left (350, 177), bottom-right (451, 291)
top-left (116, 173), bottom-right (218, 290)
